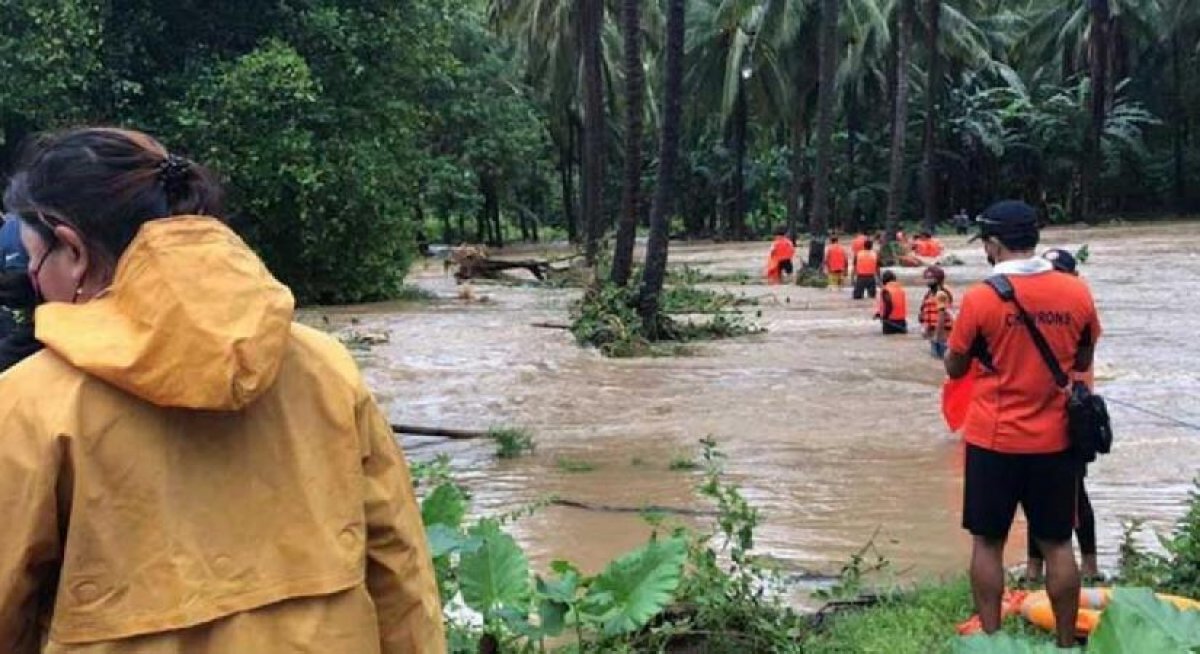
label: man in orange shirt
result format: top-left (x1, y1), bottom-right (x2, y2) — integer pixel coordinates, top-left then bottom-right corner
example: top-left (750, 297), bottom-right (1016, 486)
top-left (851, 239), bottom-right (879, 300)
top-left (945, 201), bottom-right (1101, 649)
top-left (824, 236), bottom-right (848, 290)
top-left (874, 270), bottom-right (907, 334)
top-left (765, 225), bottom-right (796, 284)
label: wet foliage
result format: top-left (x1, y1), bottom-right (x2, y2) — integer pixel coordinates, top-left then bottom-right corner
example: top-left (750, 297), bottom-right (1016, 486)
top-left (1118, 478), bottom-right (1200, 599)
top-left (414, 439), bottom-right (808, 653)
top-left (569, 283), bottom-right (763, 358)
top-left (489, 428), bottom-right (536, 459)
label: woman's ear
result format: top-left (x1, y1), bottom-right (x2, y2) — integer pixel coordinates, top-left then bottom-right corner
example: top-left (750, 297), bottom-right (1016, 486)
top-left (53, 223), bottom-right (91, 287)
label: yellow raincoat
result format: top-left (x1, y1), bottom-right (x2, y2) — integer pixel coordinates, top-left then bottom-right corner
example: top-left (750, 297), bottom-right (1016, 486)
top-left (0, 217), bottom-right (445, 653)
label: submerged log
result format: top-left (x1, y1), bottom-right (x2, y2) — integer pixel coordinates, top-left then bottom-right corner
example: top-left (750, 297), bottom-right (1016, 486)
top-left (449, 244), bottom-right (584, 282)
top-left (390, 424), bottom-right (492, 440)
top-left (550, 498), bottom-right (717, 517)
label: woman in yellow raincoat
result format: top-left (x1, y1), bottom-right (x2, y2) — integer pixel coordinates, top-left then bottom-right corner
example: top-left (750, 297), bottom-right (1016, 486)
top-left (0, 128), bottom-right (445, 653)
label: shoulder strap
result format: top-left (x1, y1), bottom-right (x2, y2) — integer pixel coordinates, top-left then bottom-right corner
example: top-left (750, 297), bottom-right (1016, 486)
top-left (983, 274), bottom-right (1070, 389)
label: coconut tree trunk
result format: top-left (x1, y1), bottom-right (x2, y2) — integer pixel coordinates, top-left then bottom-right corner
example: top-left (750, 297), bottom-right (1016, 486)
top-left (730, 85), bottom-right (749, 239)
top-left (611, 0), bottom-right (644, 286)
top-left (580, 0), bottom-right (606, 266)
top-left (787, 105), bottom-right (807, 242)
top-left (809, 0), bottom-right (839, 269)
top-left (639, 0), bottom-right (684, 334)
top-left (846, 95), bottom-right (858, 228)
top-left (1081, 0), bottom-right (1110, 223)
top-left (560, 113), bottom-right (578, 243)
top-left (920, 0), bottom-right (941, 234)
top-left (885, 0), bottom-right (913, 250)
top-left (1173, 35), bottom-right (1186, 212)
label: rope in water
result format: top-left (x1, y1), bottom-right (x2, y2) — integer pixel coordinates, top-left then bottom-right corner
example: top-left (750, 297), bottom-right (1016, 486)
top-left (1107, 397), bottom-right (1200, 433)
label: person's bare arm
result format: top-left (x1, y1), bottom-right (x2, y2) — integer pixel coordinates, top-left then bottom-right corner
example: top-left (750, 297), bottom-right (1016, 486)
top-left (945, 349), bottom-right (972, 379)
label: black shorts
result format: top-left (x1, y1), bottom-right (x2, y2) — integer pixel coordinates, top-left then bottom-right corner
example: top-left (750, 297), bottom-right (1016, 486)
top-left (779, 260), bottom-right (794, 275)
top-left (962, 444), bottom-right (1079, 543)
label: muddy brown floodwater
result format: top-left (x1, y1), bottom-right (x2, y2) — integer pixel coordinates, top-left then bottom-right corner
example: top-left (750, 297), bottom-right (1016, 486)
top-left (318, 222), bottom-right (1200, 599)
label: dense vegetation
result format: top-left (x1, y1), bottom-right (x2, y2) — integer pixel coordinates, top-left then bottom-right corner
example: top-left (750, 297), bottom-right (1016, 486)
top-left (418, 432), bottom-right (1200, 652)
top-left (4, 0), bottom-right (1197, 304)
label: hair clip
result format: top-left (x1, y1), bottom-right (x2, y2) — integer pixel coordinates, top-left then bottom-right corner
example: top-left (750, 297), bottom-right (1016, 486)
top-left (157, 154), bottom-right (192, 189)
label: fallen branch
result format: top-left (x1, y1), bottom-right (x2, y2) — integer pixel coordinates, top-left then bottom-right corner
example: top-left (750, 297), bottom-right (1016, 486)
top-left (390, 424), bottom-right (492, 440)
top-left (531, 321), bottom-right (572, 330)
top-left (550, 498), bottom-right (717, 517)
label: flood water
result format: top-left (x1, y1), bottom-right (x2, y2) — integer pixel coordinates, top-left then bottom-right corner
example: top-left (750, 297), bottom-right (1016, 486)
top-left (320, 222), bottom-right (1200, 594)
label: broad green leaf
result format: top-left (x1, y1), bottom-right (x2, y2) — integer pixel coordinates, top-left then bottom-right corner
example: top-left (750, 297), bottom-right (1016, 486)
top-left (581, 537), bottom-right (687, 637)
top-left (458, 519), bottom-right (532, 618)
top-left (1088, 588), bottom-right (1200, 654)
top-left (534, 569), bottom-right (579, 638)
top-left (536, 570), bottom-right (580, 603)
top-left (421, 483), bottom-right (467, 528)
top-left (537, 598), bottom-right (568, 637)
top-left (425, 524), bottom-right (465, 558)
top-left (952, 633), bottom-right (1062, 654)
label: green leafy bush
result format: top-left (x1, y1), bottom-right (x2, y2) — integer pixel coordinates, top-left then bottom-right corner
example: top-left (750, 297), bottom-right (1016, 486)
top-left (570, 283), bottom-right (762, 358)
top-left (489, 428), bottom-right (536, 459)
top-left (1118, 479), bottom-right (1200, 598)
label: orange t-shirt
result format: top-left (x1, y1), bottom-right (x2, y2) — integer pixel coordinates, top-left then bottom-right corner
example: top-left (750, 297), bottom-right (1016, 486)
top-left (769, 236), bottom-right (796, 262)
top-left (948, 271), bottom-right (1101, 454)
top-left (825, 245), bottom-right (848, 273)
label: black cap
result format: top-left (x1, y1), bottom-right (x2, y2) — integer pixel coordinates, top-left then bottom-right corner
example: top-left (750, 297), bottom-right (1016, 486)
top-left (1042, 248), bottom-right (1077, 274)
top-left (968, 200), bottom-right (1039, 243)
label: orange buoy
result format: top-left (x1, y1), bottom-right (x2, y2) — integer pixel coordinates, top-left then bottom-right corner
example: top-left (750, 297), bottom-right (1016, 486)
top-left (1020, 588), bottom-right (1200, 637)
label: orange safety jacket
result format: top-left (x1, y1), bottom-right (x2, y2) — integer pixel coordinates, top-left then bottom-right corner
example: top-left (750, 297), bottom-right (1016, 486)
top-left (920, 287), bottom-right (954, 331)
top-left (825, 245), bottom-right (848, 273)
top-left (855, 250), bottom-right (879, 276)
top-left (878, 280), bottom-right (907, 321)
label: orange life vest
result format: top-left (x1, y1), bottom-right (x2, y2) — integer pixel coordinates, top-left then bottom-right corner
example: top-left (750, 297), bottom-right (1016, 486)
top-left (854, 250), bottom-right (879, 276)
top-left (825, 245), bottom-right (848, 272)
top-left (920, 287), bottom-right (954, 331)
top-left (878, 281), bottom-right (907, 321)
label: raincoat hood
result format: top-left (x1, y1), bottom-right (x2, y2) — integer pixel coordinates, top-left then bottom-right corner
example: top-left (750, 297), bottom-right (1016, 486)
top-left (35, 216), bottom-right (295, 410)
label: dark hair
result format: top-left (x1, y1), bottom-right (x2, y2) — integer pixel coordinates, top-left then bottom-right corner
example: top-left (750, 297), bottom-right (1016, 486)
top-left (864, 239), bottom-right (874, 250)
top-left (11, 128), bottom-right (223, 270)
top-left (774, 225), bottom-right (787, 237)
top-left (829, 236), bottom-right (839, 243)
top-left (881, 270), bottom-right (896, 284)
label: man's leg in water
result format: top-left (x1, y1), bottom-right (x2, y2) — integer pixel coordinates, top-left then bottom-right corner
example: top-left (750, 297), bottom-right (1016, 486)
top-left (1037, 537), bottom-right (1080, 647)
top-left (971, 536), bottom-right (1007, 633)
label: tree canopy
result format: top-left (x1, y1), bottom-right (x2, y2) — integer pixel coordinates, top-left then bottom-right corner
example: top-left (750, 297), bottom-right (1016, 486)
top-left (3, 0), bottom-right (1198, 303)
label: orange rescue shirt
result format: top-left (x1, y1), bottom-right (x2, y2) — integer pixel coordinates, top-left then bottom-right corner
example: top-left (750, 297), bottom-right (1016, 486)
top-left (825, 245), bottom-right (848, 273)
top-left (948, 271), bottom-right (1101, 454)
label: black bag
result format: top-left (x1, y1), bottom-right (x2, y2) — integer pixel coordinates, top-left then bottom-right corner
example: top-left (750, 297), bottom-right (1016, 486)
top-left (985, 275), bottom-right (1113, 463)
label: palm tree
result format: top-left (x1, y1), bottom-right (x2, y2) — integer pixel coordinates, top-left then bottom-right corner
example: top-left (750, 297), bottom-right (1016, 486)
top-left (580, 0), bottom-right (605, 265)
top-left (1081, 0), bottom-right (1110, 222)
top-left (686, 0), bottom-right (796, 239)
top-left (920, 0), bottom-right (941, 232)
top-left (808, 0), bottom-right (839, 268)
top-left (885, 0), bottom-right (914, 246)
top-left (610, 0), bottom-right (644, 286)
top-left (639, 0), bottom-right (685, 333)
